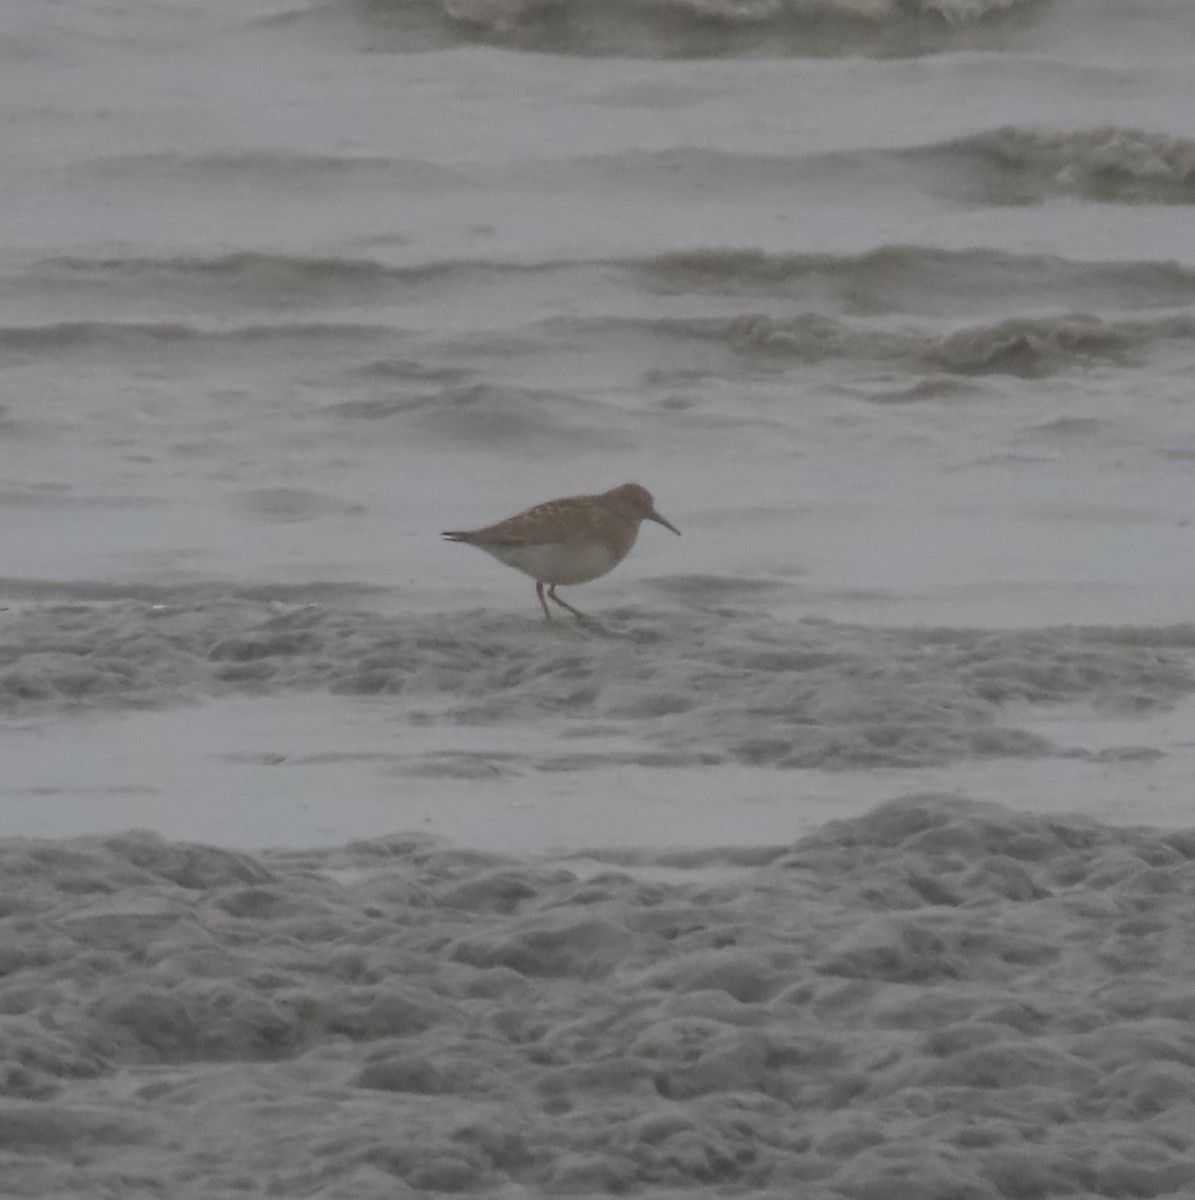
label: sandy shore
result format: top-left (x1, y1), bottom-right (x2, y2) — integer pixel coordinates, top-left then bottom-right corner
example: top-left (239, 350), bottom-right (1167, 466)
top-left (2, 794), bottom-right (1194, 1197)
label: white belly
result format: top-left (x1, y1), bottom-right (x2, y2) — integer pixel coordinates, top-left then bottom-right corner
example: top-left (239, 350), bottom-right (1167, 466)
top-left (483, 538), bottom-right (631, 585)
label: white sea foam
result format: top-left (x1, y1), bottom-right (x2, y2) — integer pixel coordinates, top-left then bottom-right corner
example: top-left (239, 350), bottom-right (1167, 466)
top-left (433, 0), bottom-right (1040, 41)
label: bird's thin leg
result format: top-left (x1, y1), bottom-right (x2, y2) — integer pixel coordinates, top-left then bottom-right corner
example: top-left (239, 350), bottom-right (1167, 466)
top-left (535, 580), bottom-right (553, 620)
top-left (547, 584), bottom-right (591, 622)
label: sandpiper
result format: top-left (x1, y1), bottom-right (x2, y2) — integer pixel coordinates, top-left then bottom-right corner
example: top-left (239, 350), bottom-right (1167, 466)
top-left (443, 483), bottom-right (680, 620)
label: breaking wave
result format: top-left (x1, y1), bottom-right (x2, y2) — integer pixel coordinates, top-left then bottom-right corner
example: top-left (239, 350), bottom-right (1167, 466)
top-left (343, 0), bottom-right (1042, 57)
top-left (585, 310), bottom-right (1191, 377)
top-left (954, 126), bottom-right (1195, 205)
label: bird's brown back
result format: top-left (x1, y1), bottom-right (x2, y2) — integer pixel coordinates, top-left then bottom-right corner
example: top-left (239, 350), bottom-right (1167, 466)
top-left (455, 492), bottom-right (637, 549)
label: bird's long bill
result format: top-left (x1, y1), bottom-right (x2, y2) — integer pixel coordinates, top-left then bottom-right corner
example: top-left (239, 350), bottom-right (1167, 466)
top-left (649, 509), bottom-right (681, 535)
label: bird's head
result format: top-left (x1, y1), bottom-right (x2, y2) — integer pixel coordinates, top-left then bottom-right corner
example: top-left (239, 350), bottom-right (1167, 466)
top-left (608, 483), bottom-right (680, 535)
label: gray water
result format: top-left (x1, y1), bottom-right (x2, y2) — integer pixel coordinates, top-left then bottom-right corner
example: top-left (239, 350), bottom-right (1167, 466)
top-left (4, 0), bottom-right (1195, 627)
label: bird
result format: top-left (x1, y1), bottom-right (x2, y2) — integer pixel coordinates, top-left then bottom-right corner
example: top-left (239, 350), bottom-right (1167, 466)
top-left (442, 483), bottom-right (680, 620)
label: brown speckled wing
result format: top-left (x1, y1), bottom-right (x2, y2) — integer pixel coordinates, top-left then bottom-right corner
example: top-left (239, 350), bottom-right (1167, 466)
top-left (471, 497), bottom-right (607, 547)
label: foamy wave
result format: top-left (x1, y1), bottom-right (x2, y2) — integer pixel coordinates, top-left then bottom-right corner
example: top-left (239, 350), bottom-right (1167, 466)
top-left (929, 314), bottom-right (1161, 376)
top-left (360, 0), bottom-right (1041, 55)
top-left (959, 126), bottom-right (1195, 203)
top-left (1, 599), bottom-right (1192, 770)
top-left (915, 0), bottom-right (1029, 17)
top-left (11, 248), bottom-right (1193, 375)
top-left (441, 0), bottom-right (1032, 30)
top-left (443, 0), bottom-right (560, 33)
top-left (631, 310), bottom-right (1188, 376)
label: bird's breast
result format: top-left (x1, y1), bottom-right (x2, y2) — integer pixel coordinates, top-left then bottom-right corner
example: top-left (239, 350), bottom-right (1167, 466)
top-left (483, 535), bottom-right (634, 585)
